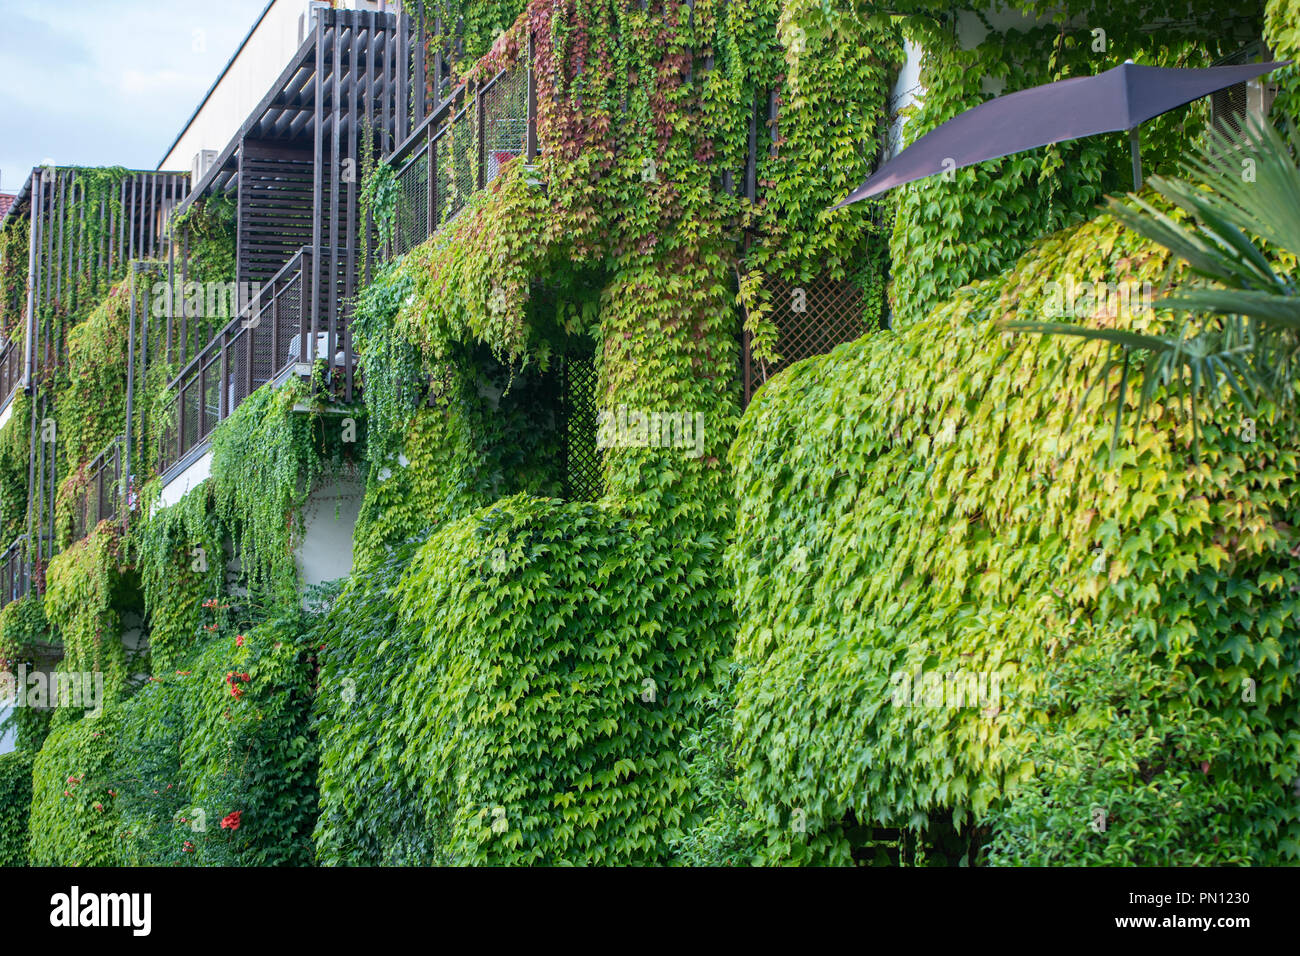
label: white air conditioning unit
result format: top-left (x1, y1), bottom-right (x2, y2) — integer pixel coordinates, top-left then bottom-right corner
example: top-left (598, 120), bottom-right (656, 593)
top-left (191, 149), bottom-right (218, 188)
top-left (1211, 40), bottom-right (1276, 139)
top-left (299, 1), bottom-right (334, 44)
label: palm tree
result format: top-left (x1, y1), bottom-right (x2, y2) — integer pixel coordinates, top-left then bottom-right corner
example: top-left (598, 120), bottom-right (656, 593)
top-left (1010, 118), bottom-right (1300, 455)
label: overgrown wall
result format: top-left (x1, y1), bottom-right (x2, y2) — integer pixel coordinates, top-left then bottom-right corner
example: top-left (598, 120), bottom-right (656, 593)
top-left (313, 0), bottom-right (903, 863)
top-left (725, 206), bottom-right (1300, 865)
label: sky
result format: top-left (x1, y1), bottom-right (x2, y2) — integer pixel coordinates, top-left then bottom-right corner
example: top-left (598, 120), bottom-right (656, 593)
top-left (0, 0), bottom-right (270, 194)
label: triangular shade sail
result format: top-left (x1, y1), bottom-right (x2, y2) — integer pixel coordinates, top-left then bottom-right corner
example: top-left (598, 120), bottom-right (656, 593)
top-left (835, 60), bottom-right (1290, 207)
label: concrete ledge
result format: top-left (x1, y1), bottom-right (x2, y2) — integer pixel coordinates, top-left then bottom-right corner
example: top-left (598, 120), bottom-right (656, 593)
top-left (0, 384), bottom-right (20, 432)
top-left (155, 444), bottom-right (214, 512)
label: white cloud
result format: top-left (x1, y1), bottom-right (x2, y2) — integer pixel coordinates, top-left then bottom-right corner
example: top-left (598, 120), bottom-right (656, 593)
top-left (0, 0), bottom-right (269, 176)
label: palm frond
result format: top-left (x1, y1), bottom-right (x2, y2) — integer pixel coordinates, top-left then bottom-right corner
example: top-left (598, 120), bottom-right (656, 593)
top-left (1008, 115), bottom-right (1300, 459)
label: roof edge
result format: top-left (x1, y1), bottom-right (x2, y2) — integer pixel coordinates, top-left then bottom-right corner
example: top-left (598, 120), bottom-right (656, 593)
top-left (156, 0), bottom-right (279, 170)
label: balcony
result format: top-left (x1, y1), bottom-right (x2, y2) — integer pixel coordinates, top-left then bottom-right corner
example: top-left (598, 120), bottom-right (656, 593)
top-left (385, 51), bottom-right (536, 258)
top-left (69, 436), bottom-right (125, 542)
top-left (0, 535), bottom-right (30, 610)
top-left (157, 247), bottom-right (355, 482)
top-left (0, 335), bottom-right (23, 429)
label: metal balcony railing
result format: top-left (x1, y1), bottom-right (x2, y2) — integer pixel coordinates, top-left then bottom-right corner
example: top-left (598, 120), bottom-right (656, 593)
top-left (0, 535), bottom-right (30, 609)
top-left (385, 52), bottom-right (536, 259)
top-left (0, 335), bottom-right (24, 414)
top-left (70, 436), bottom-right (124, 541)
top-left (157, 247), bottom-right (354, 477)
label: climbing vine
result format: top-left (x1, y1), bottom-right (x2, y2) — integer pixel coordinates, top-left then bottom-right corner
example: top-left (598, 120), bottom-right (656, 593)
top-left (0, 214), bottom-right (30, 340)
top-left (170, 193), bottom-right (236, 286)
top-left (0, 750), bottom-right (34, 865)
top-left (9, 0), bottom-right (1296, 871)
top-left (0, 394), bottom-right (31, 546)
top-left (43, 525), bottom-right (134, 710)
top-left (723, 203), bottom-right (1299, 864)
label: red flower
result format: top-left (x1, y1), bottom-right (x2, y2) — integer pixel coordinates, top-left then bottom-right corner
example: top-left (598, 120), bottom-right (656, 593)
top-left (220, 810), bottom-right (242, 831)
top-left (182, 841), bottom-right (195, 853)
top-left (236, 634), bottom-right (245, 647)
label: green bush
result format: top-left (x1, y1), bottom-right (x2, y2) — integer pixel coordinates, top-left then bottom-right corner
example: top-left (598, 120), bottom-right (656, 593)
top-left (29, 606), bottom-right (321, 866)
top-left (313, 543), bottom-right (435, 865)
top-left (728, 207), bottom-right (1300, 864)
top-left (29, 711), bottom-right (122, 866)
top-left (180, 612), bottom-right (321, 867)
top-left (668, 662), bottom-right (763, 866)
top-left (0, 750), bottom-right (34, 866)
top-left (984, 629), bottom-right (1265, 865)
top-left (316, 496), bottom-right (729, 864)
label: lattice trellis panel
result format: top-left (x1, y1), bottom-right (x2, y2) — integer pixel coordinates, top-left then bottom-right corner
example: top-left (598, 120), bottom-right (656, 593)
top-left (560, 355), bottom-right (603, 502)
top-left (743, 274), bottom-right (870, 405)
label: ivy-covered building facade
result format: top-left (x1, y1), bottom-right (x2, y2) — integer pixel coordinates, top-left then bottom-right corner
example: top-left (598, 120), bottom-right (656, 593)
top-left (0, 0), bottom-right (1296, 866)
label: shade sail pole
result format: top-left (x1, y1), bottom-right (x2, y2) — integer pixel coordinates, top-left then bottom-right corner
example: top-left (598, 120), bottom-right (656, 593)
top-left (1129, 126), bottom-right (1144, 191)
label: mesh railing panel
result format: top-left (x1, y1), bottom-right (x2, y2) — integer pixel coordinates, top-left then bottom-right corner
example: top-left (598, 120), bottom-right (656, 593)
top-left (159, 415), bottom-right (179, 473)
top-left (72, 440), bottom-right (123, 540)
top-left (484, 63), bottom-right (529, 186)
top-left (160, 251), bottom-right (318, 475)
top-left (181, 380), bottom-right (200, 460)
top-left (0, 338), bottom-right (21, 407)
top-left (250, 303), bottom-right (275, 388)
top-left (385, 57), bottom-right (533, 258)
top-left (227, 334), bottom-right (245, 408)
top-left (434, 126), bottom-right (456, 228)
top-left (202, 358), bottom-right (220, 439)
top-left (450, 108), bottom-right (476, 222)
top-left (278, 271), bottom-right (303, 366)
top-left (1211, 82), bottom-right (1249, 137)
top-left (0, 538), bottom-right (29, 609)
top-left (394, 150), bottom-right (430, 258)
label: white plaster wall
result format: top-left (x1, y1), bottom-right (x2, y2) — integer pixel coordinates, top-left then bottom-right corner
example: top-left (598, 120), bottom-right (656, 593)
top-left (160, 0), bottom-right (387, 175)
top-left (155, 447), bottom-right (213, 512)
top-left (0, 704), bottom-right (14, 754)
top-left (295, 469), bottom-right (366, 591)
top-left (886, 38), bottom-right (925, 160)
top-left (889, 6), bottom-right (1089, 155)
